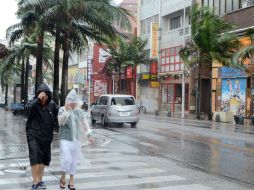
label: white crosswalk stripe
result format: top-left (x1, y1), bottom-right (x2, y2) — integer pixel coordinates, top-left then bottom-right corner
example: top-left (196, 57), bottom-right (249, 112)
top-left (0, 149), bottom-right (213, 190)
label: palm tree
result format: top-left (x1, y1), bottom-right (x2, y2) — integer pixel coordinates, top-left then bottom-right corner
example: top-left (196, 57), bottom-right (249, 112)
top-left (104, 36), bottom-right (150, 93)
top-left (14, 0), bottom-right (131, 105)
top-left (0, 54), bottom-right (21, 107)
top-left (6, 30), bottom-right (53, 103)
top-left (232, 28), bottom-right (254, 65)
top-left (39, 0), bottom-right (131, 105)
top-left (179, 4), bottom-right (240, 119)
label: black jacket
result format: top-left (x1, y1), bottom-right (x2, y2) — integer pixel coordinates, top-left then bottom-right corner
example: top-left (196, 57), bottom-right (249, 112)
top-left (26, 84), bottom-right (59, 142)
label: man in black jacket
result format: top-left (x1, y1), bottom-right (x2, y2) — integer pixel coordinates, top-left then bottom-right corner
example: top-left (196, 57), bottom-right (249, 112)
top-left (26, 83), bottom-right (59, 190)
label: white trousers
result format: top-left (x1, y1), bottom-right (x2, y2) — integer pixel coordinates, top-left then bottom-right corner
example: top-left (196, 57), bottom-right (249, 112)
top-left (60, 140), bottom-right (80, 175)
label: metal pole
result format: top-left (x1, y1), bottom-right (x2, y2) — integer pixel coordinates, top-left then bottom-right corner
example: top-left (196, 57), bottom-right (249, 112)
top-left (88, 59), bottom-right (91, 109)
top-left (181, 0), bottom-right (186, 119)
top-left (112, 74), bottom-right (115, 94)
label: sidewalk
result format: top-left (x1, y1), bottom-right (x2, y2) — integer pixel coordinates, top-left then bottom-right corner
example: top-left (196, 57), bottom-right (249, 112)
top-left (139, 112), bottom-right (254, 135)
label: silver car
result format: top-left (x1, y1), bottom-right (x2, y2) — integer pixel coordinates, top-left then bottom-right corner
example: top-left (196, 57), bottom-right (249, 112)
top-left (91, 94), bottom-right (139, 128)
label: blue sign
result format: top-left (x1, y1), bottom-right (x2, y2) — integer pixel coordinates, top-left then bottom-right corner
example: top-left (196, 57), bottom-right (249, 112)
top-left (220, 67), bottom-right (247, 78)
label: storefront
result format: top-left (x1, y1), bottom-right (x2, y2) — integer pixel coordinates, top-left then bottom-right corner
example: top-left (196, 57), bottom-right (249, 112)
top-left (137, 61), bottom-right (159, 113)
top-left (213, 67), bottom-right (249, 116)
top-left (212, 37), bottom-right (254, 117)
top-left (159, 45), bottom-right (189, 112)
top-left (160, 75), bottom-right (189, 112)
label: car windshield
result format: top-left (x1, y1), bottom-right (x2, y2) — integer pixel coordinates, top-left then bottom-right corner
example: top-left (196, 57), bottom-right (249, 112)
top-left (111, 97), bottom-right (135, 106)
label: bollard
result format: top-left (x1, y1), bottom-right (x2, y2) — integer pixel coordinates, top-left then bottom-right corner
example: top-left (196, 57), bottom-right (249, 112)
top-left (167, 110), bottom-right (171, 117)
top-left (215, 114), bottom-right (220, 122)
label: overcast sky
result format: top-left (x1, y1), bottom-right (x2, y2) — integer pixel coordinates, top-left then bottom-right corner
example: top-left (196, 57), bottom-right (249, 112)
top-left (0, 0), bottom-right (123, 40)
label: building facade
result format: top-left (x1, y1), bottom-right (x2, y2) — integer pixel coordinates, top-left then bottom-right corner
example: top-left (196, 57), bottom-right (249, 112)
top-left (200, 0), bottom-right (254, 118)
top-left (138, 0), bottom-right (192, 113)
top-left (88, 0), bottom-right (138, 104)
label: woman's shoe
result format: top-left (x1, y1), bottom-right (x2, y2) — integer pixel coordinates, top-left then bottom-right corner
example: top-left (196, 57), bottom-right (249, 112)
top-left (68, 184), bottom-right (76, 190)
top-left (59, 179), bottom-right (66, 189)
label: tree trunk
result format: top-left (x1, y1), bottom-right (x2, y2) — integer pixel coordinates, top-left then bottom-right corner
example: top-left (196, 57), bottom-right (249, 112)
top-left (60, 32), bottom-right (70, 106)
top-left (24, 56), bottom-right (29, 104)
top-left (21, 57), bottom-right (25, 101)
top-left (35, 26), bottom-right (45, 92)
top-left (5, 84), bottom-right (8, 108)
top-left (196, 62), bottom-right (201, 119)
top-left (53, 28), bottom-right (60, 105)
top-left (14, 85), bottom-right (16, 103)
top-left (118, 64), bottom-right (122, 94)
top-left (207, 64), bottom-right (213, 120)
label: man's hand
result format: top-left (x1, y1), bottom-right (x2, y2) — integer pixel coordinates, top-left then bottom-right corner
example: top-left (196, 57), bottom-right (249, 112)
top-left (38, 92), bottom-right (48, 104)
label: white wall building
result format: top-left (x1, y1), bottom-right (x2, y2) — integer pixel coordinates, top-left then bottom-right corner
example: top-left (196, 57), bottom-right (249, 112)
top-left (137, 0), bottom-right (192, 113)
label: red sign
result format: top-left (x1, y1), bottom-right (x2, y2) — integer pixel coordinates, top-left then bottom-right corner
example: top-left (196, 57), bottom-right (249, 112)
top-left (150, 62), bottom-right (158, 74)
top-left (126, 66), bottom-right (133, 79)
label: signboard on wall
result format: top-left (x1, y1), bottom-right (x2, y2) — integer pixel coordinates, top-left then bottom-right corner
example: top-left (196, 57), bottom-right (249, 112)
top-left (219, 67), bottom-right (247, 78)
top-left (126, 66), bottom-right (133, 79)
top-left (150, 62), bottom-right (158, 74)
top-left (94, 80), bottom-right (107, 96)
top-left (221, 78), bottom-right (246, 115)
top-left (99, 48), bottom-right (110, 63)
top-left (150, 22), bottom-right (159, 59)
top-left (150, 81), bottom-right (159, 88)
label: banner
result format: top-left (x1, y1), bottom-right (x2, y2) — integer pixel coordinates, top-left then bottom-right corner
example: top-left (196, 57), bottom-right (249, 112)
top-left (126, 66), bottom-right (133, 79)
top-left (221, 78), bottom-right (246, 115)
top-left (150, 22), bottom-right (159, 59)
top-left (150, 61), bottom-right (158, 74)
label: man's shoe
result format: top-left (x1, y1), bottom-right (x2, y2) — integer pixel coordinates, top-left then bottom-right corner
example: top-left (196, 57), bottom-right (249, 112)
top-left (31, 184), bottom-right (39, 190)
top-left (38, 181), bottom-right (47, 189)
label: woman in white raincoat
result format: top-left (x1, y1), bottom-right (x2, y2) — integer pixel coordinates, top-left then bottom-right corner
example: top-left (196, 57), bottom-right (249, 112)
top-left (58, 89), bottom-right (93, 190)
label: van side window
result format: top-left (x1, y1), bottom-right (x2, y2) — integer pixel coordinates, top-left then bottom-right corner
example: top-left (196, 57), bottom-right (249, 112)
top-left (96, 97), bottom-right (101, 105)
top-left (100, 96), bottom-right (108, 105)
top-left (111, 98), bottom-right (116, 105)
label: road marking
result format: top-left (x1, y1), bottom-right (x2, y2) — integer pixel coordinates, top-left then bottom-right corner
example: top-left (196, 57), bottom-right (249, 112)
top-left (100, 138), bottom-right (111, 146)
top-left (0, 167), bottom-right (166, 185)
top-left (37, 175), bottom-right (186, 190)
top-left (48, 161), bottom-right (149, 171)
top-left (145, 184), bottom-right (213, 190)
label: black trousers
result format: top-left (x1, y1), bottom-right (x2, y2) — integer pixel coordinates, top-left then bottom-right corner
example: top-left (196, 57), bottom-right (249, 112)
top-left (27, 137), bottom-right (52, 166)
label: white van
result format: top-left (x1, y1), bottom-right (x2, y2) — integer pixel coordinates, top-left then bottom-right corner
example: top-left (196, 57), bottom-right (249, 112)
top-left (91, 94), bottom-right (139, 128)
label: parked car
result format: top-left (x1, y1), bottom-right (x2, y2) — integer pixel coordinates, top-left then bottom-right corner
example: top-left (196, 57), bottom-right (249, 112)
top-left (91, 94), bottom-right (139, 128)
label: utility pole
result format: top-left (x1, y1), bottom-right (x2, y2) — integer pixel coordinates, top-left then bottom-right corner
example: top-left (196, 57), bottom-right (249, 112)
top-left (181, 0), bottom-right (186, 119)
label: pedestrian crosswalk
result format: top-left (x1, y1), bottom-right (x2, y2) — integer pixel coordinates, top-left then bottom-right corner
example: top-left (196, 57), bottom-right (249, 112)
top-left (0, 148), bottom-right (213, 190)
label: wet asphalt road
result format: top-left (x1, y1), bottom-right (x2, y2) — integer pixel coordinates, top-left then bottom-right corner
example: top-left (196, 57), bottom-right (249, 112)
top-left (94, 115), bottom-right (254, 186)
top-left (0, 109), bottom-right (254, 189)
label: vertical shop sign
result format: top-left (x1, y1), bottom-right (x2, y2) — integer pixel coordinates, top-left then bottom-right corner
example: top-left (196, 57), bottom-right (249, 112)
top-left (126, 66), bottom-right (133, 79)
top-left (150, 22), bottom-right (159, 58)
top-left (150, 61), bottom-right (158, 74)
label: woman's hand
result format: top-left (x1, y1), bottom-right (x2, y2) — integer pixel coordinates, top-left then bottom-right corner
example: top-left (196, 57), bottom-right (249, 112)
top-left (88, 137), bottom-right (94, 144)
top-left (65, 104), bottom-right (71, 110)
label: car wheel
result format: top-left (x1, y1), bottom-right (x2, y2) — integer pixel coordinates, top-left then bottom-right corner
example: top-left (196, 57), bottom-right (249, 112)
top-left (131, 122), bottom-right (137, 128)
top-left (101, 115), bottom-right (107, 127)
top-left (91, 112), bottom-right (96, 125)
